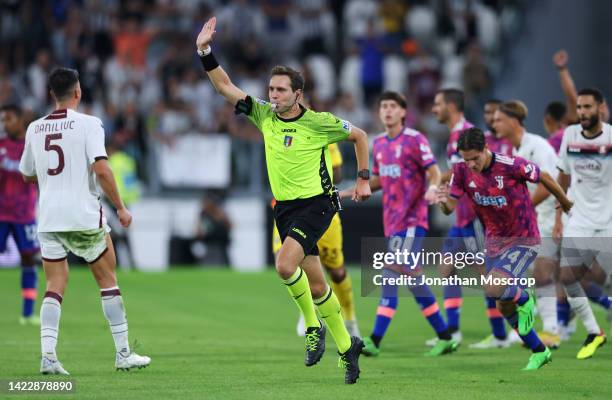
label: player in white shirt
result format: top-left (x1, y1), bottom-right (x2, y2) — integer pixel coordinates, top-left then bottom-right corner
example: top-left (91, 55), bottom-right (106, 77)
top-left (19, 68), bottom-right (150, 375)
top-left (493, 100), bottom-right (563, 348)
top-left (554, 88), bottom-right (612, 360)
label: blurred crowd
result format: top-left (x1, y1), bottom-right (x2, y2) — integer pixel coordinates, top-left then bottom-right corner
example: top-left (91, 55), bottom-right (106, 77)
top-left (0, 0), bottom-right (526, 190)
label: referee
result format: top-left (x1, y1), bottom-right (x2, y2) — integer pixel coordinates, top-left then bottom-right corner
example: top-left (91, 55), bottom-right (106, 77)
top-left (196, 17), bottom-right (371, 384)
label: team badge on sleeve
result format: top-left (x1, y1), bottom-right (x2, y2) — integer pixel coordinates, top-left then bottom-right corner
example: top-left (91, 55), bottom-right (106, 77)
top-left (341, 120), bottom-right (351, 132)
top-left (523, 163), bottom-right (537, 180)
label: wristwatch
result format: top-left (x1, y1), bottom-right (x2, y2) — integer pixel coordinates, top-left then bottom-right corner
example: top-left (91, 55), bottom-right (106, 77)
top-left (357, 169), bottom-right (370, 180)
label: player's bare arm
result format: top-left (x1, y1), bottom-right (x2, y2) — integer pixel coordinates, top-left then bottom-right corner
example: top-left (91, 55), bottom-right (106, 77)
top-left (196, 17), bottom-right (246, 106)
top-left (93, 159), bottom-right (132, 228)
top-left (440, 169), bottom-right (452, 184)
top-left (540, 170), bottom-right (572, 213)
top-left (531, 182), bottom-right (551, 206)
top-left (346, 126), bottom-right (371, 202)
top-left (436, 183), bottom-right (457, 215)
top-left (424, 164), bottom-right (441, 204)
top-left (553, 49), bottom-right (578, 122)
top-left (552, 169), bottom-right (571, 241)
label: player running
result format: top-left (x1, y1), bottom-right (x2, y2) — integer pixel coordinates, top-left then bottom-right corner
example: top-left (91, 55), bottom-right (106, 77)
top-left (1, 104), bottom-right (40, 325)
top-left (493, 100), bottom-right (562, 348)
top-left (19, 68), bottom-right (150, 375)
top-left (343, 91), bottom-right (456, 357)
top-left (273, 142), bottom-right (360, 338)
top-left (554, 88), bottom-right (612, 359)
top-left (437, 127), bottom-right (573, 370)
top-left (197, 17), bottom-right (370, 384)
top-left (432, 89), bottom-right (516, 349)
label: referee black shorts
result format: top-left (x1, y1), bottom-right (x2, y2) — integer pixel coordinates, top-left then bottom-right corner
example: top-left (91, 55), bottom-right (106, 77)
top-left (274, 194), bottom-right (335, 256)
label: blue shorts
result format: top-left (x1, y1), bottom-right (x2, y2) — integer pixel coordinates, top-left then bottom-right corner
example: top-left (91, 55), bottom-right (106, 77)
top-left (0, 221), bottom-right (40, 254)
top-left (387, 226), bottom-right (427, 270)
top-left (442, 219), bottom-right (485, 254)
top-left (486, 246), bottom-right (538, 279)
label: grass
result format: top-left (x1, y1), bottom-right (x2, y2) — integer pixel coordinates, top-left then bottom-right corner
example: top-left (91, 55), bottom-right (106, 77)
top-left (1, 267), bottom-right (611, 399)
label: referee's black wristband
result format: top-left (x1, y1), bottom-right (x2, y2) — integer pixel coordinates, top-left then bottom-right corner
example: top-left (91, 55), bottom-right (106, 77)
top-left (200, 52), bottom-right (219, 72)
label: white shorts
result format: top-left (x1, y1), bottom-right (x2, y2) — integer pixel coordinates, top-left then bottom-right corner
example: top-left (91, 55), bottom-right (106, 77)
top-left (40, 225), bottom-right (111, 263)
top-left (538, 236), bottom-right (560, 261)
top-left (560, 225), bottom-right (612, 270)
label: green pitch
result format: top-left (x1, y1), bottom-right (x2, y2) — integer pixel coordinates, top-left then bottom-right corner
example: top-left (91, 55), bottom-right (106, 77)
top-left (1, 267), bottom-right (610, 400)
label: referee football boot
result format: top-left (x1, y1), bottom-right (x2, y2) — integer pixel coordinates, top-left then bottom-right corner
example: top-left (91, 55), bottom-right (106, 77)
top-left (304, 324), bottom-right (326, 366)
top-left (338, 336), bottom-right (364, 384)
top-left (40, 356), bottom-right (70, 375)
top-left (116, 351), bottom-right (151, 371)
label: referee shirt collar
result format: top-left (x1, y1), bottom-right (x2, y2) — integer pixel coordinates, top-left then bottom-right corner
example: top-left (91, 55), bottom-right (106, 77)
top-left (277, 104), bottom-right (307, 122)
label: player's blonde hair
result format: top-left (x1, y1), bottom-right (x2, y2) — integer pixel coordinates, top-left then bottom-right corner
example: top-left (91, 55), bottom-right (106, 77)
top-left (499, 100), bottom-right (528, 125)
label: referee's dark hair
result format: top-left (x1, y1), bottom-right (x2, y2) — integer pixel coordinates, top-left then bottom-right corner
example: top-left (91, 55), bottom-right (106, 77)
top-left (544, 101), bottom-right (566, 122)
top-left (577, 88), bottom-right (604, 104)
top-left (270, 65), bottom-right (304, 92)
top-left (457, 127), bottom-right (486, 152)
top-left (48, 67), bottom-right (80, 101)
top-left (378, 91), bottom-right (407, 109)
top-left (439, 88), bottom-right (464, 112)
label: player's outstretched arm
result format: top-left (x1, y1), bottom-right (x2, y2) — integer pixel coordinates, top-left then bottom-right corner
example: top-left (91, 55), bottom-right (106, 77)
top-left (339, 175), bottom-right (381, 199)
top-left (346, 126), bottom-right (371, 201)
top-left (540, 171), bottom-right (572, 213)
top-left (531, 183), bottom-right (551, 206)
top-left (553, 49), bottom-right (578, 123)
top-left (93, 159), bottom-right (132, 228)
top-left (196, 17), bottom-right (246, 106)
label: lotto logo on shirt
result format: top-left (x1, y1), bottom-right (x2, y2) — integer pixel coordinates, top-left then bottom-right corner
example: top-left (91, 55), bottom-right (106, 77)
top-left (379, 163), bottom-right (401, 178)
top-left (473, 192), bottom-right (507, 207)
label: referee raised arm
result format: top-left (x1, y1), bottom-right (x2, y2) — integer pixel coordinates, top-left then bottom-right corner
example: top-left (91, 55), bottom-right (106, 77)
top-left (196, 17), bottom-right (370, 384)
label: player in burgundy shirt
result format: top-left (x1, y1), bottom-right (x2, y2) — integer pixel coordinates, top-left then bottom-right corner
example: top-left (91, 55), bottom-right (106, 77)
top-left (432, 88), bottom-right (511, 348)
top-left (437, 127), bottom-right (573, 370)
top-left (343, 91), bottom-right (457, 357)
top-left (0, 104), bottom-right (40, 325)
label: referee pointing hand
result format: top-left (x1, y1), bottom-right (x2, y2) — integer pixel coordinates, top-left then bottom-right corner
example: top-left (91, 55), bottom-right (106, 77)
top-left (197, 17), bottom-right (370, 384)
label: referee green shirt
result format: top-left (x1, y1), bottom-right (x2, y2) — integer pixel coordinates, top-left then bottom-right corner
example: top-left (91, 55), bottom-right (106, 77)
top-left (246, 96), bottom-right (352, 201)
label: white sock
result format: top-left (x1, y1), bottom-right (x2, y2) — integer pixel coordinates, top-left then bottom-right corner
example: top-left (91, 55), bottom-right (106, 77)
top-left (536, 284), bottom-right (558, 334)
top-left (100, 286), bottom-right (130, 354)
top-left (40, 293), bottom-right (62, 358)
top-left (565, 282), bottom-right (601, 335)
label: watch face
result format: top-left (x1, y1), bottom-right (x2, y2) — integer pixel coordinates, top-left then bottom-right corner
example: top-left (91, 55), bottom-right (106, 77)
top-left (359, 170), bottom-right (370, 179)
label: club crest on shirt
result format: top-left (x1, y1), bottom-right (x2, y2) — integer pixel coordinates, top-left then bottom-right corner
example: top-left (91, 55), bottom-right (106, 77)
top-left (284, 135), bottom-right (293, 147)
top-left (395, 145), bottom-right (402, 159)
top-left (495, 176), bottom-right (504, 189)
